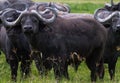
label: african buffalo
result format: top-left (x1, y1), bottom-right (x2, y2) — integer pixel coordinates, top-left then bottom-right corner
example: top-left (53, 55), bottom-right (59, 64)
top-left (94, 1), bottom-right (120, 80)
top-left (28, 2), bottom-right (71, 75)
top-left (0, 1), bottom-right (33, 81)
top-left (2, 5), bottom-right (107, 82)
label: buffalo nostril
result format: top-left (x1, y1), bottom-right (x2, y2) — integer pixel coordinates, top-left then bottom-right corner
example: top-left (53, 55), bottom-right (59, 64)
top-left (23, 26), bottom-right (33, 33)
top-left (24, 26), bottom-right (32, 30)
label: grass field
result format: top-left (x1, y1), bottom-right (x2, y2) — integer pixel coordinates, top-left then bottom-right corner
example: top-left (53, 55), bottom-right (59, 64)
top-left (0, 0), bottom-right (120, 83)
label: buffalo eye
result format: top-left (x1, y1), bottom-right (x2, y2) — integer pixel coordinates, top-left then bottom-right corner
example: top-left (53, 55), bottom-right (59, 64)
top-left (21, 18), bottom-right (25, 25)
top-left (32, 17), bottom-right (39, 23)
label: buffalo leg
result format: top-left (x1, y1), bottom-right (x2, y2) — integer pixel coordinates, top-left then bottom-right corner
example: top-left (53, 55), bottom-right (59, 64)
top-left (9, 59), bottom-right (18, 81)
top-left (63, 61), bottom-right (69, 79)
top-left (20, 59), bottom-right (31, 78)
top-left (86, 46), bottom-right (104, 82)
top-left (108, 61), bottom-right (116, 80)
top-left (86, 58), bottom-right (97, 82)
top-left (108, 53), bottom-right (118, 80)
top-left (108, 63), bottom-right (115, 80)
top-left (62, 55), bottom-right (69, 79)
top-left (32, 52), bottom-right (44, 75)
top-left (53, 61), bottom-right (61, 80)
top-left (53, 56), bottom-right (69, 80)
top-left (97, 58), bottom-right (104, 79)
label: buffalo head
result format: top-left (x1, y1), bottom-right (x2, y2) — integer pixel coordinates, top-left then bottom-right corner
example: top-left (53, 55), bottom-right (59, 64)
top-left (94, 8), bottom-right (120, 32)
top-left (20, 13), bottom-right (39, 33)
top-left (20, 5), bottom-right (57, 34)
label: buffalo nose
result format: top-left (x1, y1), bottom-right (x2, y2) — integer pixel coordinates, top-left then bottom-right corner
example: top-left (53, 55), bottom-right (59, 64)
top-left (24, 25), bottom-right (32, 30)
top-left (23, 25), bottom-right (33, 32)
top-left (24, 26), bottom-right (32, 30)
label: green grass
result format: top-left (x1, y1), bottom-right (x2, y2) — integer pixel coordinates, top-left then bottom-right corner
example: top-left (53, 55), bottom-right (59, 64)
top-left (0, 0), bottom-right (120, 83)
top-left (1, 52), bottom-right (120, 83)
top-left (68, 3), bottom-right (103, 13)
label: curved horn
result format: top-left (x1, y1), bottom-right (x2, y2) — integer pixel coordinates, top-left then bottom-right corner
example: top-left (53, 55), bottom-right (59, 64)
top-left (50, 3), bottom-right (70, 13)
top-left (1, 8), bottom-right (27, 26)
top-left (94, 8), bottom-right (118, 23)
top-left (54, 3), bottom-right (70, 13)
top-left (63, 4), bottom-right (71, 13)
top-left (0, 8), bottom-right (13, 16)
top-left (32, 7), bottom-right (57, 23)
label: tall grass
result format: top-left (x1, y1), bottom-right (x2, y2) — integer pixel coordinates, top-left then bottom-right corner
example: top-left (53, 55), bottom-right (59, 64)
top-left (0, 0), bottom-right (120, 83)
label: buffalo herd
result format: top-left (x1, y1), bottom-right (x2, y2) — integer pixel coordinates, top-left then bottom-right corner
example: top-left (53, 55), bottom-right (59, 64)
top-left (0, 0), bottom-right (120, 82)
